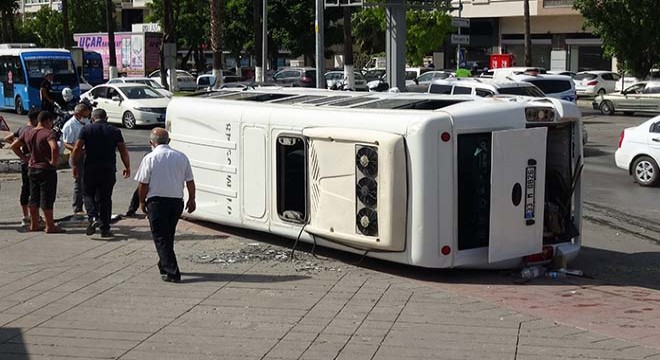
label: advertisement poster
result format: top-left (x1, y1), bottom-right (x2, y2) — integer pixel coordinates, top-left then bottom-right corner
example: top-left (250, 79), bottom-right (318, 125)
top-left (74, 32), bottom-right (161, 79)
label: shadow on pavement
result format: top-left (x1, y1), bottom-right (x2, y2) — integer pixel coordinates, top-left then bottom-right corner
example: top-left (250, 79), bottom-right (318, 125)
top-left (0, 327), bottom-right (28, 360)
top-left (584, 147), bottom-right (611, 158)
top-left (570, 246), bottom-right (660, 290)
top-left (180, 272), bottom-right (309, 284)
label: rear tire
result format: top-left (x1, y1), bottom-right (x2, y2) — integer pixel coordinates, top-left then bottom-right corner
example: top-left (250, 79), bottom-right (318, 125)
top-left (15, 96), bottom-right (24, 115)
top-left (600, 100), bottom-right (615, 115)
top-left (632, 156), bottom-right (660, 187)
top-left (623, 111), bottom-right (635, 116)
top-left (597, 88), bottom-right (606, 96)
top-left (122, 111), bottom-right (137, 129)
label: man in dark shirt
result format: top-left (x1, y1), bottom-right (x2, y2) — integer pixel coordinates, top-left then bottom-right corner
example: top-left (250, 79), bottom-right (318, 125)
top-left (40, 72), bottom-right (56, 113)
top-left (10, 111), bottom-right (63, 233)
top-left (71, 108), bottom-right (131, 238)
top-left (4, 108), bottom-right (39, 226)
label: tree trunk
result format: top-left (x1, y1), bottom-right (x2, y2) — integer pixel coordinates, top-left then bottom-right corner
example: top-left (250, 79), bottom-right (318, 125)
top-left (210, 0), bottom-right (223, 88)
top-left (8, 9), bottom-right (15, 42)
top-left (523, 0), bottom-right (531, 67)
top-left (62, 0), bottom-right (70, 48)
top-left (343, 6), bottom-right (354, 90)
top-left (0, 11), bottom-right (8, 43)
top-left (253, 0), bottom-right (262, 80)
top-left (161, 0), bottom-right (173, 89)
top-left (106, 0), bottom-right (117, 79)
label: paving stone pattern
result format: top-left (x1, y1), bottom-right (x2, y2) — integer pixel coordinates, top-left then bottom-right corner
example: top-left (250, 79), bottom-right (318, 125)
top-left (0, 218), bottom-right (659, 359)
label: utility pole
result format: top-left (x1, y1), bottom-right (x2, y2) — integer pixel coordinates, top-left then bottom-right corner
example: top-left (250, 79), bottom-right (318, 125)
top-left (61, 0), bottom-right (70, 48)
top-left (253, 0), bottom-right (263, 82)
top-left (262, 0), bottom-right (267, 81)
top-left (315, 0), bottom-right (324, 88)
top-left (456, 0), bottom-right (462, 71)
top-left (523, 0), bottom-right (531, 66)
top-left (343, 6), bottom-right (354, 90)
top-left (105, 0), bottom-right (117, 79)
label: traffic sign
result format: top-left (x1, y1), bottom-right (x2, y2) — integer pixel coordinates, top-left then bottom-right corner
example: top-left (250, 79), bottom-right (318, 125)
top-left (451, 17), bottom-right (470, 28)
top-left (451, 34), bottom-right (470, 45)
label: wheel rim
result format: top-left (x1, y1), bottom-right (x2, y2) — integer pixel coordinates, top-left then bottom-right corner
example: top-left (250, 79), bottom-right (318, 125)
top-left (124, 112), bottom-right (135, 128)
top-left (601, 102), bottom-right (610, 113)
top-left (635, 160), bottom-right (655, 183)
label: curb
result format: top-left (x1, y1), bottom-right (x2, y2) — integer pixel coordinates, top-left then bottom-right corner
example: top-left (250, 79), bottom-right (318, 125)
top-left (0, 160), bottom-right (22, 173)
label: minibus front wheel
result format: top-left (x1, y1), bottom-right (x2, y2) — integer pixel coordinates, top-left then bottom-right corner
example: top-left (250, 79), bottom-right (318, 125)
top-left (15, 96), bottom-right (24, 116)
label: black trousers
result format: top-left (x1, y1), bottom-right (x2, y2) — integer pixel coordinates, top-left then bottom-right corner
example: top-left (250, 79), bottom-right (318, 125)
top-left (127, 187), bottom-right (139, 214)
top-left (28, 168), bottom-right (57, 210)
top-left (147, 197), bottom-right (184, 280)
top-left (20, 162), bottom-right (30, 206)
top-left (83, 167), bottom-right (116, 231)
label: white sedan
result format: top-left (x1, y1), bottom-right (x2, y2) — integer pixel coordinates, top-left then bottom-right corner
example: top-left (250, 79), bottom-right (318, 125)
top-left (148, 70), bottom-right (197, 91)
top-left (107, 77), bottom-right (173, 97)
top-left (615, 115), bottom-right (660, 186)
top-left (81, 84), bottom-right (170, 129)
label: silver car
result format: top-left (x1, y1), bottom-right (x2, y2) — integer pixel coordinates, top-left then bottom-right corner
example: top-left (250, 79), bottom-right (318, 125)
top-left (593, 81), bottom-right (660, 115)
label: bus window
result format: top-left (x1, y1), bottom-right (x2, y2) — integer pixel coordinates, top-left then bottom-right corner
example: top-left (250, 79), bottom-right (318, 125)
top-left (276, 135), bottom-right (307, 223)
top-left (24, 57), bottom-right (78, 89)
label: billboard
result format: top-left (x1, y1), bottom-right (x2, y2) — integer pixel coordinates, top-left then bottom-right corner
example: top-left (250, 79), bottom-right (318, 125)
top-left (74, 32), bottom-right (161, 79)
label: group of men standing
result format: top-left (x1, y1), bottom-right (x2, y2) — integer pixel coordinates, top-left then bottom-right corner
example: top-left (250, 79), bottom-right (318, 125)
top-left (4, 97), bottom-right (195, 283)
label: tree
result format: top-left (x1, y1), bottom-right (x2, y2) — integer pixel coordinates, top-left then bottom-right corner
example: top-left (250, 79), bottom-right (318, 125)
top-left (210, 0), bottom-right (223, 87)
top-left (23, 7), bottom-right (63, 47)
top-left (574, 0), bottom-right (660, 79)
top-left (0, 0), bottom-right (19, 43)
top-left (353, 7), bottom-right (451, 67)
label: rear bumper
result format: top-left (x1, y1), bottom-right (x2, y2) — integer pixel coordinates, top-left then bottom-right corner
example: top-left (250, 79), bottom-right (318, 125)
top-left (614, 149), bottom-right (631, 171)
top-left (592, 101), bottom-right (600, 110)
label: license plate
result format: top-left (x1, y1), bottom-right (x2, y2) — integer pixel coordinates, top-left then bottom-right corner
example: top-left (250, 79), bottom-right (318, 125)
top-left (524, 165), bottom-right (536, 220)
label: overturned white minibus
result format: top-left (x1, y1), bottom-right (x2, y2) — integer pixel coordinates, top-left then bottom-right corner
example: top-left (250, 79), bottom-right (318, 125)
top-left (166, 89), bottom-right (583, 268)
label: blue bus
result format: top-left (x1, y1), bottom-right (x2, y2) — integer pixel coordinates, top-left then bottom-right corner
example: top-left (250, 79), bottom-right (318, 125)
top-left (0, 46), bottom-right (80, 115)
top-left (83, 51), bottom-right (104, 85)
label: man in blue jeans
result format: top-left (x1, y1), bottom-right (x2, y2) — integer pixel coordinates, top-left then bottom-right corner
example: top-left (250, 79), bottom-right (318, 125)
top-left (135, 128), bottom-right (196, 283)
top-left (71, 108), bottom-right (131, 238)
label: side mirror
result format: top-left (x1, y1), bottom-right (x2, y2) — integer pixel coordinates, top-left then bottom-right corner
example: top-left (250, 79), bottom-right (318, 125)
top-left (112, 96), bottom-right (120, 102)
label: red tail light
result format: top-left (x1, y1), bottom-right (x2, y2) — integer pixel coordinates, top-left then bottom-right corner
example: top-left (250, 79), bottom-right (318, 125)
top-left (618, 130), bottom-right (625, 148)
top-left (523, 246), bottom-right (554, 263)
top-left (586, 80), bottom-right (598, 86)
top-left (301, 76), bottom-right (312, 84)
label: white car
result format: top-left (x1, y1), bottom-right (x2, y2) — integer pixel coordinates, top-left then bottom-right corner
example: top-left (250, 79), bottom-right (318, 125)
top-left (511, 74), bottom-right (576, 102)
top-left (574, 71), bottom-right (620, 97)
top-left (324, 71), bottom-right (368, 91)
top-left (615, 70), bottom-right (660, 92)
top-left (615, 115), bottom-right (660, 186)
top-left (148, 70), bottom-right (197, 91)
top-left (81, 83), bottom-right (170, 129)
top-left (107, 77), bottom-right (173, 97)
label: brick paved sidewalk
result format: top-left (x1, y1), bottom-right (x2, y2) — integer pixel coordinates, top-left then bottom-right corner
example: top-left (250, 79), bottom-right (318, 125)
top-left (0, 218), bottom-right (659, 360)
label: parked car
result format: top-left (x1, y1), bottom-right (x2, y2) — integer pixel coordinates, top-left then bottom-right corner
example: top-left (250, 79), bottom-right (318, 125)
top-left (547, 71), bottom-right (576, 78)
top-left (107, 77), bottom-right (174, 97)
top-left (492, 67), bottom-right (546, 79)
top-left (196, 73), bottom-right (242, 89)
top-left (574, 71), bottom-right (620, 97)
top-left (362, 69), bottom-right (386, 82)
top-left (615, 70), bottom-right (660, 92)
top-left (148, 69), bottom-right (197, 91)
top-left (511, 74), bottom-right (576, 102)
top-left (272, 67), bottom-right (316, 87)
top-left (404, 67), bottom-right (432, 87)
top-left (80, 83), bottom-right (170, 129)
top-left (324, 71), bottom-right (368, 91)
top-left (406, 71), bottom-right (454, 92)
top-left (428, 78), bottom-right (545, 97)
top-left (593, 81), bottom-right (660, 116)
top-left (615, 115), bottom-right (660, 186)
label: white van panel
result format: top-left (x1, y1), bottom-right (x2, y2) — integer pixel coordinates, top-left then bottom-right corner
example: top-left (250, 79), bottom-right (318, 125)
top-left (242, 126), bottom-right (267, 219)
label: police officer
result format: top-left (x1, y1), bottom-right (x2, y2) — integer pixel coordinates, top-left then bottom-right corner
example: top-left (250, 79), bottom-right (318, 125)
top-left (40, 71), bottom-right (56, 113)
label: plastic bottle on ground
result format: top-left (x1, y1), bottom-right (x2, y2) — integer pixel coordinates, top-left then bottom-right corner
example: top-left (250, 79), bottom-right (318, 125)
top-left (520, 265), bottom-right (546, 280)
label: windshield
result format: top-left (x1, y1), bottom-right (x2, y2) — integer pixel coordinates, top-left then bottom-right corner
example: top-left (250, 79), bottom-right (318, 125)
top-left (126, 79), bottom-right (165, 89)
top-left (528, 80), bottom-right (572, 94)
top-left (25, 57), bottom-right (78, 88)
top-left (498, 85), bottom-right (545, 97)
top-left (575, 73), bottom-right (597, 81)
top-left (121, 86), bottom-right (164, 99)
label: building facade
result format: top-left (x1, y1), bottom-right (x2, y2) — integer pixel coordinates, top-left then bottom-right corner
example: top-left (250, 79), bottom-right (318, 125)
top-left (449, 0), bottom-right (612, 72)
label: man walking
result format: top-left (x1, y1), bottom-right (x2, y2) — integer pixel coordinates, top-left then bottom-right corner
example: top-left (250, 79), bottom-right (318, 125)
top-left (71, 108), bottom-right (130, 238)
top-left (61, 104), bottom-right (91, 216)
top-left (4, 108), bottom-right (39, 226)
top-left (10, 111), bottom-right (63, 233)
top-left (135, 128), bottom-right (196, 283)
top-left (40, 71), bottom-right (56, 113)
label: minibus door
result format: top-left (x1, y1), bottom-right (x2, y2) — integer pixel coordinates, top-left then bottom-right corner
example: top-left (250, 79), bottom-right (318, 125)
top-left (488, 127), bottom-right (547, 263)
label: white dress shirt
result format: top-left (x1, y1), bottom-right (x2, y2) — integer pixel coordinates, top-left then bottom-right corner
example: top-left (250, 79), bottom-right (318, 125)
top-left (134, 144), bottom-right (194, 200)
top-left (61, 115), bottom-right (87, 145)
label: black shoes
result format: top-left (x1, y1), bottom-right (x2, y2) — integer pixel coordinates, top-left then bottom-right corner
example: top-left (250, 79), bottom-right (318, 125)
top-left (86, 220), bottom-right (98, 236)
top-left (100, 230), bottom-right (114, 238)
top-left (161, 275), bottom-right (181, 283)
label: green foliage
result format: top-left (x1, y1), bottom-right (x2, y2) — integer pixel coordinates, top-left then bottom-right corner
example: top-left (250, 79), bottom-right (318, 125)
top-left (23, 6), bottom-right (63, 47)
top-left (574, 0), bottom-right (660, 79)
top-left (67, 0), bottom-right (107, 34)
top-left (352, 7), bottom-right (451, 66)
top-left (224, 0), bottom-right (253, 60)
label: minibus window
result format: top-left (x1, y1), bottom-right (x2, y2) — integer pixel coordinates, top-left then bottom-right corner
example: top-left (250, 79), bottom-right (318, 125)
top-left (457, 133), bottom-right (492, 250)
top-left (276, 136), bottom-right (307, 223)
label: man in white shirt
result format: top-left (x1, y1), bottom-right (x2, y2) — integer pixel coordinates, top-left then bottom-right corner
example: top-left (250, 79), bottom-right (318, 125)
top-left (61, 104), bottom-right (91, 215)
top-left (135, 128), bottom-right (196, 283)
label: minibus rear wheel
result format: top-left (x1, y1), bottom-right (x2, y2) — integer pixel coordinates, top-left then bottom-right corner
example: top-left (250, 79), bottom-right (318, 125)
top-left (15, 96), bottom-right (24, 116)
